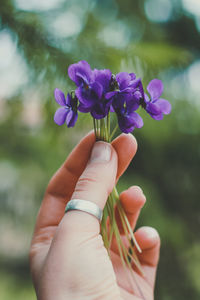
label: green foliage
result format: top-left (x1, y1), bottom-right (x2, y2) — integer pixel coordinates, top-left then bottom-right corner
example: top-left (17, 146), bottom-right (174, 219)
top-left (0, 0), bottom-right (200, 299)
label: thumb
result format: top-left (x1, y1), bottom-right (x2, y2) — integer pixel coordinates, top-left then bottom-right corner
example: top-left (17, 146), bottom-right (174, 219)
top-left (60, 141), bottom-right (118, 235)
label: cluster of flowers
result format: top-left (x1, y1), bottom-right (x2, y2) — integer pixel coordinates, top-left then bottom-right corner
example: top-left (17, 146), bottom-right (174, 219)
top-left (54, 60), bottom-right (171, 133)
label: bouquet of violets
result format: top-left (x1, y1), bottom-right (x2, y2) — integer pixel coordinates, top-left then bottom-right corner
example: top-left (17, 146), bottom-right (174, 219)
top-left (53, 60), bottom-right (171, 276)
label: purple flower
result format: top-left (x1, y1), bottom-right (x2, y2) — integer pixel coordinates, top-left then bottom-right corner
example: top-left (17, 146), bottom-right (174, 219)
top-left (142, 79), bottom-right (171, 120)
top-left (54, 89), bottom-right (78, 127)
top-left (112, 93), bottom-right (143, 133)
top-left (68, 60), bottom-right (112, 119)
top-left (117, 109), bottom-right (143, 133)
top-left (105, 72), bottom-right (144, 112)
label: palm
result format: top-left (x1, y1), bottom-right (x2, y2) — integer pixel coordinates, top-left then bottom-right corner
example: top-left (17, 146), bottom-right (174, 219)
top-left (110, 249), bottom-right (155, 299)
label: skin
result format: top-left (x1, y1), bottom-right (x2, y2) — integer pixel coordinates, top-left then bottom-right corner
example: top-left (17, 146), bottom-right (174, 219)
top-left (30, 132), bottom-right (160, 300)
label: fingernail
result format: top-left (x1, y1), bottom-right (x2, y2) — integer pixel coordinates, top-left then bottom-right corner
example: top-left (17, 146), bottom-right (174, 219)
top-left (142, 227), bottom-right (159, 240)
top-left (90, 142), bottom-right (111, 163)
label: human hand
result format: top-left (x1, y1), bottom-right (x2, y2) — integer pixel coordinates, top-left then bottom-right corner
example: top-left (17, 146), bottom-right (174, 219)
top-left (30, 132), bottom-right (160, 300)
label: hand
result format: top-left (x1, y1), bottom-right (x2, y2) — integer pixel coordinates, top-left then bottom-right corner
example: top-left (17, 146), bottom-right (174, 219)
top-left (30, 132), bottom-right (160, 300)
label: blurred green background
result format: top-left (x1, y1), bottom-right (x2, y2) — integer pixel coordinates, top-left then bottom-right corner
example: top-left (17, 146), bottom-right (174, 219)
top-left (0, 0), bottom-right (200, 299)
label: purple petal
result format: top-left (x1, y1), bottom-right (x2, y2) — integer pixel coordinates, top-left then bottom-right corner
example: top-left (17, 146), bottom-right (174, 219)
top-left (90, 81), bottom-right (103, 99)
top-left (93, 69), bottom-right (112, 92)
top-left (144, 93), bottom-right (150, 104)
top-left (78, 103), bottom-right (91, 113)
top-left (146, 102), bottom-right (161, 115)
top-left (129, 78), bottom-right (141, 89)
top-left (132, 90), bottom-right (142, 102)
top-left (118, 118), bottom-right (135, 133)
top-left (127, 99), bottom-right (140, 112)
top-left (54, 107), bottom-right (69, 125)
top-left (66, 110), bottom-right (78, 127)
top-left (65, 93), bottom-right (72, 106)
top-left (147, 79), bottom-right (163, 101)
top-left (150, 113), bottom-right (163, 120)
top-left (118, 111), bottom-right (143, 133)
top-left (129, 112), bottom-right (144, 128)
top-left (116, 72), bottom-right (131, 90)
top-left (155, 98), bottom-right (171, 115)
top-left (54, 88), bottom-right (66, 106)
top-left (91, 104), bottom-right (108, 119)
top-left (110, 105), bottom-right (115, 112)
top-left (75, 86), bottom-right (95, 108)
top-left (76, 71), bottom-right (90, 86)
top-left (68, 60), bottom-right (93, 86)
top-left (129, 73), bottom-right (136, 81)
top-left (105, 91), bottom-right (118, 100)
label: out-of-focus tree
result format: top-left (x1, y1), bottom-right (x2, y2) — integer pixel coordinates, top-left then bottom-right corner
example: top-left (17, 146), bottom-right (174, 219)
top-left (0, 0), bottom-right (200, 299)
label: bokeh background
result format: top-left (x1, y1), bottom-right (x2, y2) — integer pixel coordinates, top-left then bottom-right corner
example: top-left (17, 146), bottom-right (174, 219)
top-left (0, 0), bottom-right (200, 299)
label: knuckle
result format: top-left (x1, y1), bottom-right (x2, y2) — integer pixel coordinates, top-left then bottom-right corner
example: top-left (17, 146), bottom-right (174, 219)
top-left (75, 174), bottom-right (99, 193)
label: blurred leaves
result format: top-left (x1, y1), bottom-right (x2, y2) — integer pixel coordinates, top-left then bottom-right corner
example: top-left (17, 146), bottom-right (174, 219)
top-left (0, 0), bottom-right (200, 299)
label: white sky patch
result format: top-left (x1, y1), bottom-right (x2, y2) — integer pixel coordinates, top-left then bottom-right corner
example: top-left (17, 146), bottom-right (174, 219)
top-left (50, 10), bottom-right (83, 38)
top-left (98, 21), bottom-right (131, 49)
top-left (144, 0), bottom-right (172, 23)
top-left (0, 31), bottom-right (28, 99)
top-left (15, 0), bottom-right (64, 11)
top-left (182, 0), bottom-right (200, 17)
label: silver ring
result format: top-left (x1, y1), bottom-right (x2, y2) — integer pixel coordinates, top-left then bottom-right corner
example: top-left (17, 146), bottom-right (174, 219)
top-left (65, 199), bottom-right (103, 222)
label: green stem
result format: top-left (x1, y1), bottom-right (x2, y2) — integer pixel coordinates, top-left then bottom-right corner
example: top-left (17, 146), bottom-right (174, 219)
top-left (113, 187), bottom-right (142, 253)
top-left (107, 112), bottom-right (110, 141)
top-left (109, 123), bottom-right (118, 141)
top-left (93, 118), bottom-right (97, 139)
top-left (92, 113), bottom-right (144, 296)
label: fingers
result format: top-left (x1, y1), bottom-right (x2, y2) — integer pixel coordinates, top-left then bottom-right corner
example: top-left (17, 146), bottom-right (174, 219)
top-left (134, 227), bottom-right (160, 267)
top-left (60, 142), bottom-right (118, 236)
top-left (34, 132), bottom-right (138, 234)
top-left (116, 186), bottom-right (146, 234)
top-left (134, 226), bottom-right (160, 287)
top-left (110, 186), bottom-right (146, 254)
top-left (34, 131), bottom-right (95, 233)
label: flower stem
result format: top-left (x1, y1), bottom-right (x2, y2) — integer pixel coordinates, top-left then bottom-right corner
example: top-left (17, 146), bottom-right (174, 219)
top-left (109, 123), bottom-right (118, 141)
top-left (93, 118), bottom-right (97, 139)
top-left (92, 115), bottom-right (144, 296)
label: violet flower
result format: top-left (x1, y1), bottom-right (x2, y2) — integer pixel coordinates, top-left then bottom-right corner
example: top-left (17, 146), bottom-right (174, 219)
top-left (113, 94), bottom-right (144, 133)
top-left (68, 60), bottom-right (112, 119)
top-left (142, 79), bottom-right (171, 120)
top-left (54, 89), bottom-right (78, 127)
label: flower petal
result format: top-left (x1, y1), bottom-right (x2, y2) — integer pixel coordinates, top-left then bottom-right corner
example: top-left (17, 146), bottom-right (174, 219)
top-left (78, 104), bottom-right (91, 113)
top-left (75, 86), bottom-right (95, 108)
top-left (91, 104), bottom-right (108, 119)
top-left (129, 111), bottom-right (144, 128)
top-left (105, 91), bottom-right (118, 100)
top-left (129, 73), bottom-right (136, 81)
top-left (127, 99), bottom-right (140, 112)
top-left (65, 93), bottom-right (72, 106)
top-left (116, 72), bottom-right (131, 90)
top-left (118, 111), bottom-right (143, 133)
top-left (54, 88), bottom-right (66, 106)
top-left (155, 98), bottom-right (171, 115)
top-left (93, 69), bottom-right (112, 92)
top-left (90, 81), bottom-right (103, 99)
top-left (66, 110), bottom-right (78, 127)
top-left (144, 93), bottom-right (150, 104)
top-left (54, 107), bottom-right (69, 125)
top-left (110, 105), bottom-right (115, 112)
top-left (147, 79), bottom-right (163, 101)
top-left (68, 60), bottom-right (93, 86)
top-left (146, 102), bottom-right (161, 115)
top-left (151, 113), bottom-right (163, 120)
